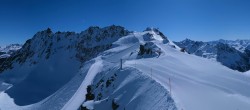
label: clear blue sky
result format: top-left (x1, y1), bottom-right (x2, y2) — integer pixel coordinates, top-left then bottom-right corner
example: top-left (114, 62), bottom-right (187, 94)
top-left (1, 0), bottom-right (250, 46)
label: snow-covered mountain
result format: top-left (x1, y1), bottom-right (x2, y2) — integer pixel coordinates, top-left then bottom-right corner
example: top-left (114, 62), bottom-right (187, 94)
top-left (0, 44), bottom-right (22, 53)
top-left (0, 26), bottom-right (250, 110)
top-left (245, 45), bottom-right (250, 57)
top-left (0, 44), bottom-right (22, 58)
top-left (212, 39), bottom-right (250, 52)
top-left (174, 39), bottom-right (250, 72)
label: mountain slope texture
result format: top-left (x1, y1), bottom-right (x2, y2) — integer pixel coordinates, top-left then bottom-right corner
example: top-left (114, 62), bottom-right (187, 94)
top-left (174, 39), bottom-right (250, 72)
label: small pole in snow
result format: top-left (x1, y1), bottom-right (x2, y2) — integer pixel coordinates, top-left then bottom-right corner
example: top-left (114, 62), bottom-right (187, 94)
top-left (120, 59), bottom-right (122, 70)
top-left (150, 68), bottom-right (152, 78)
top-left (169, 77), bottom-right (171, 96)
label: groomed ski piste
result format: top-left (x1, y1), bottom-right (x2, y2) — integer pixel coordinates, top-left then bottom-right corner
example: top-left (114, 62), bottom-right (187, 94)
top-left (1, 28), bottom-right (250, 110)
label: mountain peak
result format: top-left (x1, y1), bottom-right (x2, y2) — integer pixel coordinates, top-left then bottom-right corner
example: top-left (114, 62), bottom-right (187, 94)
top-left (144, 27), bottom-right (159, 32)
top-left (143, 27), bottom-right (169, 43)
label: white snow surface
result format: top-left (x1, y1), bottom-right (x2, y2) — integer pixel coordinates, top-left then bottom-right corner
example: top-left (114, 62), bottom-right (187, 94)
top-left (0, 44), bottom-right (22, 58)
top-left (0, 54), bottom-right (11, 58)
top-left (1, 29), bottom-right (250, 110)
top-left (117, 32), bottom-right (250, 110)
top-left (62, 58), bottom-right (103, 110)
top-left (245, 71), bottom-right (250, 76)
top-left (0, 44), bottom-right (22, 53)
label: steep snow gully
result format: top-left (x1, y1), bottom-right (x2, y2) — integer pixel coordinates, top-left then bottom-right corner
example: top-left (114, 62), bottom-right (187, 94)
top-left (1, 26), bottom-right (250, 110)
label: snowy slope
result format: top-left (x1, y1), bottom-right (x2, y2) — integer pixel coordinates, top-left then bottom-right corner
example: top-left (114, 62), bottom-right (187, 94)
top-left (79, 31), bottom-right (177, 110)
top-left (80, 29), bottom-right (250, 110)
top-left (124, 49), bottom-right (250, 110)
top-left (79, 29), bottom-right (250, 110)
top-left (245, 71), bottom-right (250, 75)
top-left (113, 30), bottom-right (250, 110)
top-left (1, 27), bottom-right (250, 110)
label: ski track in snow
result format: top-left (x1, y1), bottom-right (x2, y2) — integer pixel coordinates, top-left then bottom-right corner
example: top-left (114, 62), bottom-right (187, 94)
top-left (62, 58), bottom-right (103, 110)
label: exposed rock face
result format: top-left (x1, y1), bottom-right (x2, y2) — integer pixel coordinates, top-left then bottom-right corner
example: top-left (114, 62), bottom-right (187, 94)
top-left (0, 25), bottom-right (130, 74)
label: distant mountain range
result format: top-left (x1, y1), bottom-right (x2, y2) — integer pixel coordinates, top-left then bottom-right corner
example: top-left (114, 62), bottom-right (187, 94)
top-left (174, 39), bottom-right (250, 72)
top-left (0, 44), bottom-right (22, 58)
top-left (2, 38), bottom-right (250, 73)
